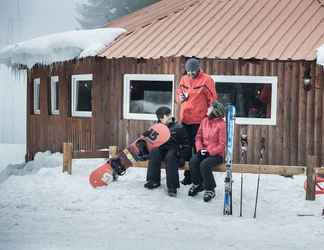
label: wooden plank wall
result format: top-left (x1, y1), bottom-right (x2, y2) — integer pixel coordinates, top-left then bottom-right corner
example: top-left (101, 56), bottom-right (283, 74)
top-left (27, 57), bottom-right (324, 167)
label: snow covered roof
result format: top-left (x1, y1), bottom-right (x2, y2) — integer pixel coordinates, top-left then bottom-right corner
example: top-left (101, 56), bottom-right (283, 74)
top-left (0, 28), bottom-right (126, 69)
top-left (317, 44), bottom-right (324, 66)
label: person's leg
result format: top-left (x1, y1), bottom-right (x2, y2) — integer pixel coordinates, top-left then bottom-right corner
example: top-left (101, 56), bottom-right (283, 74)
top-left (145, 148), bottom-right (162, 189)
top-left (164, 148), bottom-right (180, 190)
top-left (189, 154), bottom-right (203, 185)
top-left (188, 154), bottom-right (204, 196)
top-left (181, 123), bottom-right (200, 185)
top-left (200, 155), bottom-right (223, 202)
top-left (200, 155), bottom-right (223, 190)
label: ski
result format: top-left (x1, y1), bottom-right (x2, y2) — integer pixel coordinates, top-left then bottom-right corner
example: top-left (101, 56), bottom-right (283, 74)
top-left (223, 105), bottom-right (236, 216)
top-left (239, 131), bottom-right (248, 217)
top-left (253, 137), bottom-right (265, 219)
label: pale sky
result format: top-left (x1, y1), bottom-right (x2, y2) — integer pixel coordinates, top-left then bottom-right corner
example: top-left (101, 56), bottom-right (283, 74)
top-left (0, 0), bottom-right (81, 47)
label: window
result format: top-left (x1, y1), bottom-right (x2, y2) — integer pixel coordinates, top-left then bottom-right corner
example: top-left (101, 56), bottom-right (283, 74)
top-left (71, 74), bottom-right (93, 117)
top-left (50, 76), bottom-right (60, 115)
top-left (212, 75), bottom-right (277, 125)
top-left (123, 74), bottom-right (174, 120)
top-left (33, 78), bottom-right (40, 114)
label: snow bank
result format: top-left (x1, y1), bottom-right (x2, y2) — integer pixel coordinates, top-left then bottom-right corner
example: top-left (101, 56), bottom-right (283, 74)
top-left (0, 151), bottom-right (61, 184)
top-left (0, 28), bottom-right (126, 68)
top-left (317, 44), bottom-right (324, 66)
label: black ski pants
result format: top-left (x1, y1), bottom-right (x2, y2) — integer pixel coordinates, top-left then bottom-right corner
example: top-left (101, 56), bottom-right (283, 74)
top-left (146, 148), bottom-right (180, 189)
top-left (182, 123), bottom-right (200, 155)
top-left (189, 154), bottom-right (223, 190)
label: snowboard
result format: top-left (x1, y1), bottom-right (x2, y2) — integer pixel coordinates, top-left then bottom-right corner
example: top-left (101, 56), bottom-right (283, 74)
top-left (89, 123), bottom-right (171, 188)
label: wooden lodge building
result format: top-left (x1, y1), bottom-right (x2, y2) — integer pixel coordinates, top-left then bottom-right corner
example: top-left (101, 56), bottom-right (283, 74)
top-left (27, 0), bottom-right (324, 166)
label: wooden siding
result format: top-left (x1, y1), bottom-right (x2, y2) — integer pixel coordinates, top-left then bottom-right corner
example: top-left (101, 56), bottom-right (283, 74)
top-left (27, 57), bottom-right (324, 166)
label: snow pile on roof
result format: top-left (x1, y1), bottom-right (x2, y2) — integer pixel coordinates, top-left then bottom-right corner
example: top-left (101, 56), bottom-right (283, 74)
top-left (0, 28), bottom-right (126, 68)
top-left (317, 44), bottom-right (324, 66)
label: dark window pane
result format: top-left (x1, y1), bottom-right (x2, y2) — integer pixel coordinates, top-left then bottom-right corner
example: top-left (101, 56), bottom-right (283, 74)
top-left (129, 80), bottom-right (172, 114)
top-left (55, 81), bottom-right (59, 110)
top-left (216, 82), bottom-right (272, 118)
top-left (76, 80), bottom-right (92, 111)
top-left (36, 84), bottom-right (40, 110)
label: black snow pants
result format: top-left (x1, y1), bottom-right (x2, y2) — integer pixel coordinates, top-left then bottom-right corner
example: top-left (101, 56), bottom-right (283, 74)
top-left (146, 147), bottom-right (180, 189)
top-left (189, 154), bottom-right (223, 190)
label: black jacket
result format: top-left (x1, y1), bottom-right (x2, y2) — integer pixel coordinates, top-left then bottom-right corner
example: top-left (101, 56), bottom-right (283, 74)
top-left (159, 119), bottom-right (192, 161)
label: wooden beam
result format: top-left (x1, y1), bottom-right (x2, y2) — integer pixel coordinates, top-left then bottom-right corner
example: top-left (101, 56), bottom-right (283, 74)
top-left (63, 143), bottom-right (73, 175)
top-left (72, 151), bottom-right (109, 159)
top-left (132, 161), bottom-right (305, 176)
top-left (306, 155), bottom-right (319, 200)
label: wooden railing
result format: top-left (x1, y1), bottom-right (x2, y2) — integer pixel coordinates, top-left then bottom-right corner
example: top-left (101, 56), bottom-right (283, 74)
top-left (62, 142), bottom-right (324, 201)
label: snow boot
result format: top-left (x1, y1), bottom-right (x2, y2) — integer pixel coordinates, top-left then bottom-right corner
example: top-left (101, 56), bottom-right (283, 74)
top-left (144, 181), bottom-right (160, 189)
top-left (181, 170), bottom-right (192, 185)
top-left (188, 184), bottom-right (204, 197)
top-left (203, 190), bottom-right (215, 202)
top-left (168, 188), bottom-right (177, 197)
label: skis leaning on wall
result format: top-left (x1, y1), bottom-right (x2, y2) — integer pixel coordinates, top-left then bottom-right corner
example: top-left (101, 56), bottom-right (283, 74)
top-left (223, 105), bottom-right (236, 216)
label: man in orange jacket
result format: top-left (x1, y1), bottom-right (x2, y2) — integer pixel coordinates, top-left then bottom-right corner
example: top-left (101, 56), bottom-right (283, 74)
top-left (176, 58), bottom-right (218, 185)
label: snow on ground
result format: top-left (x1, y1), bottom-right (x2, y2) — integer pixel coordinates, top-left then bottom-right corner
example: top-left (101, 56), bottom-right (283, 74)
top-left (0, 151), bottom-right (323, 250)
top-left (0, 28), bottom-right (126, 68)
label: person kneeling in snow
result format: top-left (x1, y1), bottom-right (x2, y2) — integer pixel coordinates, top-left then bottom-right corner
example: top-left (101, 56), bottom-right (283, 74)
top-left (188, 101), bottom-right (226, 202)
top-left (144, 106), bottom-right (191, 197)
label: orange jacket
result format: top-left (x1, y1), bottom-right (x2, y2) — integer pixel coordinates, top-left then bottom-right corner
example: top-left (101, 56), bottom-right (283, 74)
top-left (176, 72), bottom-right (217, 124)
top-left (195, 117), bottom-right (226, 157)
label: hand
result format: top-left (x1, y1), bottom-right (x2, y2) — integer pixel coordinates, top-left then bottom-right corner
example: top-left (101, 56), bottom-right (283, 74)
top-left (197, 149), bottom-right (209, 161)
top-left (179, 93), bottom-right (188, 103)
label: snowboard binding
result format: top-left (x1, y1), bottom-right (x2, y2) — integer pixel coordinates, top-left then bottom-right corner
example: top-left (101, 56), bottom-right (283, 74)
top-left (135, 139), bottom-right (150, 161)
top-left (109, 158), bottom-right (127, 179)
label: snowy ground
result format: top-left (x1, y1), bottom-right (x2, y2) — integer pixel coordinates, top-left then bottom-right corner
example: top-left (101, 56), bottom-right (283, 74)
top-left (0, 151), bottom-right (323, 250)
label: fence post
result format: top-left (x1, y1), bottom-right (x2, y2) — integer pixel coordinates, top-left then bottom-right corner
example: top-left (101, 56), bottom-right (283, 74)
top-left (306, 155), bottom-right (319, 200)
top-left (63, 143), bottom-right (73, 175)
top-left (109, 146), bottom-right (118, 158)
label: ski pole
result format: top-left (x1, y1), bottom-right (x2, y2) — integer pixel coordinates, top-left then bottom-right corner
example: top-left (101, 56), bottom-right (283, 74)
top-left (240, 132), bottom-right (248, 217)
top-left (253, 137), bottom-right (265, 219)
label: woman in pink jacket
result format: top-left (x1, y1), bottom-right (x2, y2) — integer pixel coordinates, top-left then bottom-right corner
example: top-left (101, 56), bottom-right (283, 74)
top-left (188, 101), bottom-right (226, 202)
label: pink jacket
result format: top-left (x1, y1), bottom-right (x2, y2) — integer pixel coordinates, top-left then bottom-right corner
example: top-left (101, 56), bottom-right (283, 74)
top-left (195, 117), bottom-right (226, 157)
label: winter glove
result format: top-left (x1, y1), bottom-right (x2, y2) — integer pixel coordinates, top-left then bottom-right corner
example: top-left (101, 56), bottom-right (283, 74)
top-left (197, 149), bottom-right (209, 161)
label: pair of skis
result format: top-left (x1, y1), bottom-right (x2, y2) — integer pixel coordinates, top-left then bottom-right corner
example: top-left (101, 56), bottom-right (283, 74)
top-left (223, 104), bottom-right (264, 218)
top-left (223, 105), bottom-right (235, 215)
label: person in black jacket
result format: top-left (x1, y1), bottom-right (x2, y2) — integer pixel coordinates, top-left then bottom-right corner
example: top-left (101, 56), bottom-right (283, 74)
top-left (144, 106), bottom-right (191, 197)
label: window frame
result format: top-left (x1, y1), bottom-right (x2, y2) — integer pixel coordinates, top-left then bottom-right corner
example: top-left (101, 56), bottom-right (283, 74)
top-left (33, 78), bottom-right (40, 114)
top-left (212, 75), bottom-right (278, 125)
top-left (71, 74), bottom-right (93, 118)
top-left (50, 76), bottom-right (60, 115)
top-left (123, 74), bottom-right (175, 120)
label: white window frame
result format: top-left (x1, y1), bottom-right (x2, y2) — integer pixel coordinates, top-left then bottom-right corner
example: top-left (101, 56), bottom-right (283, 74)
top-left (71, 74), bottom-right (93, 118)
top-left (212, 75), bottom-right (278, 125)
top-left (33, 78), bottom-right (40, 114)
top-left (50, 76), bottom-right (60, 115)
top-left (123, 74), bottom-right (175, 120)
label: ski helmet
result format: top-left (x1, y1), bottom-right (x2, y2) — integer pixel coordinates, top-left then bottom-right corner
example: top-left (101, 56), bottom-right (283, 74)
top-left (211, 101), bottom-right (225, 118)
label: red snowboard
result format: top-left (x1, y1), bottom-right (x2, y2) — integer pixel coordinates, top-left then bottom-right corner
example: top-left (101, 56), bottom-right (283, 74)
top-left (89, 123), bottom-right (170, 188)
